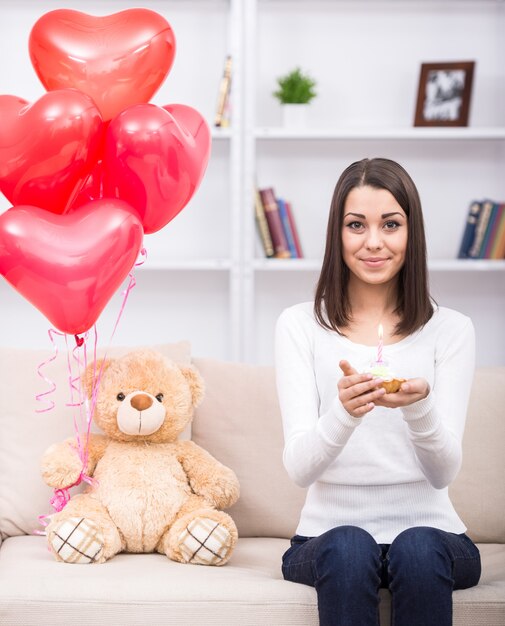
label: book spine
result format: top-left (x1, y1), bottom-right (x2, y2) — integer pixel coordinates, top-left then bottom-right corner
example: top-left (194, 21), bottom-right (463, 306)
top-left (254, 188), bottom-right (274, 258)
top-left (258, 188), bottom-right (291, 258)
top-left (481, 202), bottom-right (501, 258)
top-left (277, 198), bottom-right (298, 258)
top-left (457, 200), bottom-right (481, 258)
top-left (490, 203), bottom-right (505, 259)
top-left (285, 201), bottom-right (304, 258)
top-left (214, 55), bottom-right (232, 127)
top-left (221, 87), bottom-right (232, 128)
top-left (468, 200), bottom-right (493, 258)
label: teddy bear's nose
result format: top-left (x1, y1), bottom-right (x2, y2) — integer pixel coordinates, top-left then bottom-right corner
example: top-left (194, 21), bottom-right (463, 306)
top-left (130, 393), bottom-right (153, 411)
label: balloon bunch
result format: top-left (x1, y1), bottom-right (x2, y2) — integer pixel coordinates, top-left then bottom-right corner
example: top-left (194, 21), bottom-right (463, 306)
top-left (0, 8), bottom-right (211, 336)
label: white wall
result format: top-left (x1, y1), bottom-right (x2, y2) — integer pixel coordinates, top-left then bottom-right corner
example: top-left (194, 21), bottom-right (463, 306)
top-left (1, 1), bottom-right (504, 366)
top-left (0, 0), bottom-right (233, 357)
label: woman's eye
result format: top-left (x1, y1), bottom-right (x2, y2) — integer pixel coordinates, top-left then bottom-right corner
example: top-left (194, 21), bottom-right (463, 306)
top-left (384, 220), bottom-right (400, 230)
top-left (346, 221), bottom-right (364, 231)
top-left (155, 393), bottom-right (164, 403)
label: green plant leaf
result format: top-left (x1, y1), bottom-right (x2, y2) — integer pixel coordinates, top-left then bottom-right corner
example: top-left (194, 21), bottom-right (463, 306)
top-left (273, 67), bottom-right (317, 104)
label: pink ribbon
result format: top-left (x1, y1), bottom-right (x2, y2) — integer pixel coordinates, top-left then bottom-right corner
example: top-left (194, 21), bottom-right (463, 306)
top-left (36, 247), bottom-right (147, 521)
top-left (35, 328), bottom-right (66, 413)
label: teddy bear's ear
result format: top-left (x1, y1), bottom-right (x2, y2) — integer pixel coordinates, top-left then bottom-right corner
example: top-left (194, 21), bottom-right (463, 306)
top-left (82, 358), bottom-right (112, 399)
top-left (180, 365), bottom-right (205, 407)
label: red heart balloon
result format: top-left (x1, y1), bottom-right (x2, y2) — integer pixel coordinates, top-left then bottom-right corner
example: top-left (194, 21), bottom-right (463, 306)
top-left (0, 200), bottom-right (143, 335)
top-left (103, 103), bottom-right (211, 234)
top-left (0, 90), bottom-right (103, 214)
top-left (29, 9), bottom-right (176, 122)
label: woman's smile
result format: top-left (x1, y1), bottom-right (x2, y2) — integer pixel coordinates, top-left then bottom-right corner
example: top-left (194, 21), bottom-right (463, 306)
top-left (360, 256), bottom-right (390, 268)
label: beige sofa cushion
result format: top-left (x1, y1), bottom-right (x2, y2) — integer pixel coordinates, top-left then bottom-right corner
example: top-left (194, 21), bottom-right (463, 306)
top-left (0, 342), bottom-right (191, 539)
top-left (0, 536), bottom-right (315, 626)
top-left (193, 359), bottom-right (505, 544)
top-left (1, 535), bottom-right (504, 626)
top-left (1, 346), bottom-right (503, 545)
top-left (450, 367), bottom-right (505, 543)
top-left (192, 358), bottom-right (306, 539)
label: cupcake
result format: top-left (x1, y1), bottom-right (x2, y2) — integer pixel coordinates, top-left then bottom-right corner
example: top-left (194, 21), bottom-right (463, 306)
top-left (366, 361), bottom-right (406, 394)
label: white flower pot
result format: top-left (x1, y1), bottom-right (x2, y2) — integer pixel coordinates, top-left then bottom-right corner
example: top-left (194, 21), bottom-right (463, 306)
top-left (282, 103), bottom-right (308, 128)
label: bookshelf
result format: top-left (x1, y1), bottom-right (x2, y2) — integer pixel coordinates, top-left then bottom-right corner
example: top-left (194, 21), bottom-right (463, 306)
top-left (0, 0), bottom-right (504, 367)
top-left (242, 0), bottom-right (505, 366)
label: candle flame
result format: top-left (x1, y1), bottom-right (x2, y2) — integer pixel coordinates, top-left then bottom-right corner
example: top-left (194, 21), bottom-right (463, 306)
top-left (378, 323), bottom-right (383, 339)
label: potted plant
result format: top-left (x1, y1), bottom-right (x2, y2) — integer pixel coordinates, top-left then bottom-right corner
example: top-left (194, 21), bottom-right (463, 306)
top-left (273, 67), bottom-right (317, 127)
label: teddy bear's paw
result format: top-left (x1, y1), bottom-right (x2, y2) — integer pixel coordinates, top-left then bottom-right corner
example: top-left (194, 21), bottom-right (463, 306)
top-left (48, 517), bottom-right (104, 564)
top-left (178, 517), bottom-right (233, 566)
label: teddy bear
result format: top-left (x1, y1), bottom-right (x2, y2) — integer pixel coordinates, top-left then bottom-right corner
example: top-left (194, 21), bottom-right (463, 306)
top-left (40, 349), bottom-right (240, 566)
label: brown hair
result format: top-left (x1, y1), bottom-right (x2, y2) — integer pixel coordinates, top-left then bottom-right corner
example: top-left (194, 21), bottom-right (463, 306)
top-left (314, 157), bottom-right (433, 336)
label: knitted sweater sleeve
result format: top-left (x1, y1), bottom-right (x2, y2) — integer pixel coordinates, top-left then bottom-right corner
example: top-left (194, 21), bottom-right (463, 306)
top-left (275, 307), bottom-right (361, 488)
top-left (401, 316), bottom-right (475, 489)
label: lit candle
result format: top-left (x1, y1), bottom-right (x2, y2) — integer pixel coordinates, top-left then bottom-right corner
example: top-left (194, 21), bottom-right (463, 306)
top-left (377, 324), bottom-right (383, 363)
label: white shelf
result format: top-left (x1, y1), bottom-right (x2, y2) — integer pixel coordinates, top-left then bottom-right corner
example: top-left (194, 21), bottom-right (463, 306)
top-left (253, 258), bottom-right (505, 272)
top-left (211, 128), bottom-right (232, 140)
top-left (254, 127), bottom-right (505, 141)
top-left (136, 259), bottom-right (232, 271)
top-left (136, 259), bottom-right (505, 272)
top-left (253, 258), bottom-right (321, 271)
top-left (429, 259), bottom-right (505, 271)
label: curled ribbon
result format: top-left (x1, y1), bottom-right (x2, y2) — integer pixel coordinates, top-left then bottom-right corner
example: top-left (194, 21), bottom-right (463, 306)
top-left (37, 246), bottom-right (146, 523)
top-left (35, 328), bottom-right (66, 413)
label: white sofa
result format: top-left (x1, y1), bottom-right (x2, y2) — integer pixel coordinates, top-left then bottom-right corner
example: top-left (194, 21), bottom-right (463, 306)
top-left (0, 342), bottom-right (504, 625)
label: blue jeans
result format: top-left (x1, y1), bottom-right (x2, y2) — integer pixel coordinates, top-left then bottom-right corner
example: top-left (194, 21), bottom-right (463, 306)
top-left (282, 525), bottom-right (481, 626)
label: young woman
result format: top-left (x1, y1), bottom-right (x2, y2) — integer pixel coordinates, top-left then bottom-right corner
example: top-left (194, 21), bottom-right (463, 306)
top-left (275, 158), bottom-right (481, 626)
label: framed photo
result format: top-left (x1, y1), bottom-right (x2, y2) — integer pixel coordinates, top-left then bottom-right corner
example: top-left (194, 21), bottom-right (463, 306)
top-left (414, 61), bottom-right (475, 127)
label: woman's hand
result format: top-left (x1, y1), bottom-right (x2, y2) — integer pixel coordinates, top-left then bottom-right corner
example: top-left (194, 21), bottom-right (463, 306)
top-left (338, 360), bottom-right (386, 418)
top-left (374, 378), bottom-right (430, 409)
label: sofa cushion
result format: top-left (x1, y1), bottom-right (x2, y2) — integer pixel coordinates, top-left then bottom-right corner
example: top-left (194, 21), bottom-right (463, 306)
top-left (193, 360), bottom-right (505, 544)
top-left (449, 367), bottom-right (505, 543)
top-left (0, 342), bottom-right (191, 539)
top-left (0, 535), bottom-right (315, 626)
top-left (0, 536), bottom-right (504, 626)
top-left (192, 358), bottom-right (306, 539)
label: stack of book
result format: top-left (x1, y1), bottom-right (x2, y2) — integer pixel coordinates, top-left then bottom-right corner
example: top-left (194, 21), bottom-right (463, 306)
top-left (255, 187), bottom-right (304, 259)
top-left (457, 199), bottom-right (505, 259)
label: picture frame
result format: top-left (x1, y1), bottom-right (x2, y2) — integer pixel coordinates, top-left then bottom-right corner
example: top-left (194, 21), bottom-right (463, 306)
top-left (414, 61), bottom-right (475, 127)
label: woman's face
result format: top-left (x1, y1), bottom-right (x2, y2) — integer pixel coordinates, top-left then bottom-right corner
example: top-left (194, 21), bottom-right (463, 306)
top-left (341, 185), bottom-right (408, 287)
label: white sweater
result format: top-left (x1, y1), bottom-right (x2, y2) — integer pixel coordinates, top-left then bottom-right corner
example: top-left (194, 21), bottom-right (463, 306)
top-left (275, 302), bottom-right (475, 544)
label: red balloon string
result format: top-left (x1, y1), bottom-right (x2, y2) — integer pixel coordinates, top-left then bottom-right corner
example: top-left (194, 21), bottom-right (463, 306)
top-left (109, 246), bottom-right (147, 339)
top-left (37, 250), bottom-right (144, 526)
top-left (65, 331), bottom-right (91, 475)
